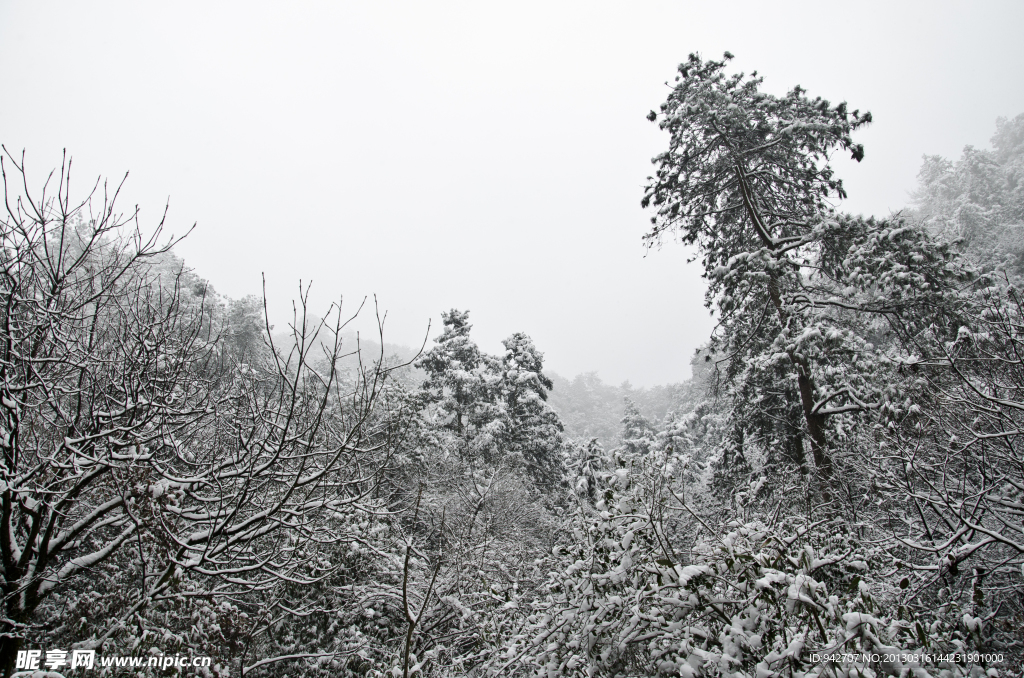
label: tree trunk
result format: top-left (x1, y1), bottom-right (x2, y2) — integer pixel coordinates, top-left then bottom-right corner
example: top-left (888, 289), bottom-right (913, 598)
top-left (783, 429), bottom-right (807, 474)
top-left (797, 372), bottom-right (832, 479)
top-left (736, 167), bottom-right (833, 484)
top-left (0, 632), bottom-right (22, 678)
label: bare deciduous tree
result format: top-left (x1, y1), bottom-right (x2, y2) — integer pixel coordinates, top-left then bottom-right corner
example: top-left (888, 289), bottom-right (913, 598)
top-left (0, 150), bottom-right (409, 676)
top-left (882, 283), bottom-right (1024, 650)
top-left (0, 148), bottom-right (207, 672)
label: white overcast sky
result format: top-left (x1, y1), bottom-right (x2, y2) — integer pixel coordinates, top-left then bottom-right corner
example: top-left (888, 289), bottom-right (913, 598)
top-left (2, 1), bottom-right (1023, 386)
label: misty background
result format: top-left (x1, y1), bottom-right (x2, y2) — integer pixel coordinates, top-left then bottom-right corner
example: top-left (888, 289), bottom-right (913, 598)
top-left (2, 0), bottom-right (1022, 386)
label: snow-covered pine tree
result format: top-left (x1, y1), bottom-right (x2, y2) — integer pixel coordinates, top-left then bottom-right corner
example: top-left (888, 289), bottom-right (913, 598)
top-left (641, 53), bottom-right (972, 492)
top-left (416, 310), bottom-right (498, 440)
top-left (640, 52), bottom-right (872, 479)
top-left (498, 332), bottom-right (564, 486)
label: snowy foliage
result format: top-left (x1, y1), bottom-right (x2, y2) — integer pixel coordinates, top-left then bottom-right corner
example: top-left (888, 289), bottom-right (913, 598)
top-left (489, 438), bottom-right (1008, 677)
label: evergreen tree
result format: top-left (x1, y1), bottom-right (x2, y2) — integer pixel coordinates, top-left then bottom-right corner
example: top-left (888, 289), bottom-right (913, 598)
top-left (498, 332), bottom-right (564, 485)
top-left (618, 398), bottom-right (656, 465)
top-left (641, 53), bottom-right (971, 487)
top-left (415, 309), bottom-right (492, 436)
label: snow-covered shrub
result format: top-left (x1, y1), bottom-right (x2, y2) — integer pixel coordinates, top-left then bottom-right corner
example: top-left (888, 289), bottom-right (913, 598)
top-left (493, 461), bottom-right (1003, 678)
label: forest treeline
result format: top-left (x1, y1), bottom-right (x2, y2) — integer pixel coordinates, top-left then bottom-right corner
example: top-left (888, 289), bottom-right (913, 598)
top-left (0, 52), bottom-right (1022, 678)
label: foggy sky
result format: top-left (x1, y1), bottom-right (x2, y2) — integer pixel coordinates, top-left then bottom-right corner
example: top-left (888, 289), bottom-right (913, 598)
top-left (2, 1), bottom-right (1023, 386)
